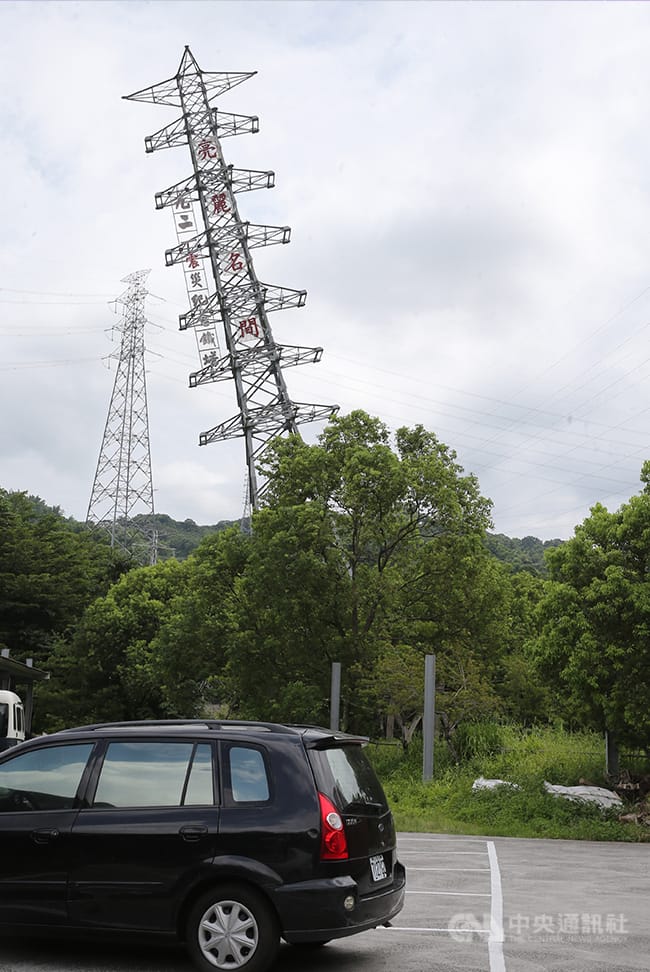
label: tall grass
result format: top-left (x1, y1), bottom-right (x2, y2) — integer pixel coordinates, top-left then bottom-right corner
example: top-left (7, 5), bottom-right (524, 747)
top-left (367, 724), bottom-right (649, 842)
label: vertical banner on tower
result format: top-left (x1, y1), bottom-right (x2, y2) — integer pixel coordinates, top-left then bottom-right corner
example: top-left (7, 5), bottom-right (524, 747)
top-left (171, 191), bottom-right (221, 371)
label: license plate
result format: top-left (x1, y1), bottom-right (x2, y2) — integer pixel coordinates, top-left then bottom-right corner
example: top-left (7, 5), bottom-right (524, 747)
top-left (369, 853), bottom-right (388, 882)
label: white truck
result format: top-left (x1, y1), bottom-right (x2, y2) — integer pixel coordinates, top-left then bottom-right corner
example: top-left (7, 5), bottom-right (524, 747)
top-left (0, 690), bottom-right (26, 750)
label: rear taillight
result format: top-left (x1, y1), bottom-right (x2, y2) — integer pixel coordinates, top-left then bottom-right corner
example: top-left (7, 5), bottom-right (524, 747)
top-left (319, 792), bottom-right (348, 860)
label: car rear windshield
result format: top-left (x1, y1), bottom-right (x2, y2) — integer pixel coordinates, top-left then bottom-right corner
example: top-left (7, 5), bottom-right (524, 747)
top-left (318, 744), bottom-right (388, 814)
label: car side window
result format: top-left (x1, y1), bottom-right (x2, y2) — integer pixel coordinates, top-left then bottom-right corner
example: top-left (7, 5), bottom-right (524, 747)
top-left (226, 745), bottom-right (270, 803)
top-left (184, 743), bottom-right (215, 805)
top-left (0, 743), bottom-right (94, 812)
top-left (92, 741), bottom-right (215, 808)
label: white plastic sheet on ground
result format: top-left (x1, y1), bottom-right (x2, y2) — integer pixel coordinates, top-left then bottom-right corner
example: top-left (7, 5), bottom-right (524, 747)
top-left (471, 777), bottom-right (623, 811)
top-left (543, 782), bottom-right (623, 809)
top-left (472, 776), bottom-right (521, 791)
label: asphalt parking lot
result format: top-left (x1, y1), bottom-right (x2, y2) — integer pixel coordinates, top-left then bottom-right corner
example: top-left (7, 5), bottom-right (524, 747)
top-left (1, 832), bottom-right (649, 972)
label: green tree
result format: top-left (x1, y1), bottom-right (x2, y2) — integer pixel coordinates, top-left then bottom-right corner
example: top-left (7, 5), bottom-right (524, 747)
top-left (0, 489), bottom-right (125, 664)
top-left (485, 533), bottom-right (563, 576)
top-left (228, 411), bottom-right (498, 733)
top-left (38, 527), bottom-right (251, 731)
top-left (225, 502), bottom-right (349, 725)
top-left (38, 558), bottom-right (192, 730)
top-left (495, 570), bottom-right (550, 725)
top-left (152, 527), bottom-right (251, 716)
top-left (533, 465), bottom-right (650, 750)
top-left (358, 642), bottom-right (425, 747)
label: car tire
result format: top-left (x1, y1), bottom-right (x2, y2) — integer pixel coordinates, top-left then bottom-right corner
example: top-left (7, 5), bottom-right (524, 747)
top-left (186, 883), bottom-right (280, 972)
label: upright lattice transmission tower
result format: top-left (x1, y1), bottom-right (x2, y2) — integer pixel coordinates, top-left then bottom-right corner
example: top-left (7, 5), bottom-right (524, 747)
top-left (124, 47), bottom-right (337, 510)
top-left (87, 269), bottom-right (157, 563)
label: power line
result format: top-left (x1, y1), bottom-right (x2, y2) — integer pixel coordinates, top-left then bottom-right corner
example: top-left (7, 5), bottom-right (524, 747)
top-left (0, 287), bottom-right (115, 297)
top-left (0, 298), bottom-right (112, 305)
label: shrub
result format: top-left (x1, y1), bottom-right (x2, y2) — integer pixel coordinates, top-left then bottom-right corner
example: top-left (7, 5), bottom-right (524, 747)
top-left (371, 724), bottom-right (648, 842)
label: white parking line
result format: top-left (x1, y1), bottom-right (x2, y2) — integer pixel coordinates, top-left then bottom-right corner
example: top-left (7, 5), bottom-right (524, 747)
top-left (392, 835), bottom-right (507, 971)
top-left (408, 866), bottom-right (491, 871)
top-left (407, 890), bottom-right (491, 896)
top-left (401, 850), bottom-right (489, 856)
top-left (380, 926), bottom-right (490, 934)
top-left (399, 836), bottom-right (489, 843)
top-left (487, 841), bottom-right (506, 972)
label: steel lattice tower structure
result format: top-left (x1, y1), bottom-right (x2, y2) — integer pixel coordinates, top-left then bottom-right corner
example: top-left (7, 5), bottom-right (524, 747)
top-left (87, 269), bottom-right (157, 563)
top-left (125, 47), bottom-right (337, 510)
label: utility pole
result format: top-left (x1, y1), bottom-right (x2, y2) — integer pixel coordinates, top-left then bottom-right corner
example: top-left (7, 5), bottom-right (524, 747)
top-left (87, 269), bottom-right (157, 564)
top-left (125, 47), bottom-right (337, 510)
top-left (422, 654), bottom-right (436, 781)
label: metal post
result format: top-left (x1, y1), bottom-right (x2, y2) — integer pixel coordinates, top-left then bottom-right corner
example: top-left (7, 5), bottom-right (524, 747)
top-left (24, 658), bottom-right (34, 737)
top-left (330, 662), bottom-right (341, 732)
top-left (422, 653), bottom-right (436, 782)
top-left (605, 729), bottom-right (619, 779)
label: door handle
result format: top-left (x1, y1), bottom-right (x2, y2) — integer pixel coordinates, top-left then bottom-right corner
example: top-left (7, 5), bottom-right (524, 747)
top-left (179, 825), bottom-right (208, 842)
top-left (31, 829), bottom-right (60, 844)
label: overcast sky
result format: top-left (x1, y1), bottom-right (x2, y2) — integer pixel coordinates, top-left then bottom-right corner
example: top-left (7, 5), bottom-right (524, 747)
top-left (4, 0), bottom-right (650, 540)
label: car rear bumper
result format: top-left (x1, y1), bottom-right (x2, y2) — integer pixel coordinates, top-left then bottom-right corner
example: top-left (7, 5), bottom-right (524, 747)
top-left (275, 860), bottom-right (406, 943)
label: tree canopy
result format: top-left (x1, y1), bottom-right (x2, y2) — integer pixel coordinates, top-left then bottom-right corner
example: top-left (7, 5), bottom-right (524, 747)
top-left (222, 412), bottom-right (505, 737)
top-left (33, 412), bottom-right (519, 743)
top-left (17, 412), bottom-right (647, 757)
top-left (0, 489), bottom-right (125, 666)
top-left (533, 463), bottom-right (650, 750)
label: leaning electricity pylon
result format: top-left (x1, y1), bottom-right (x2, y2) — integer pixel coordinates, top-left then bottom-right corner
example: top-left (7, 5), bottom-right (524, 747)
top-left (87, 269), bottom-right (157, 564)
top-left (124, 47), bottom-right (338, 511)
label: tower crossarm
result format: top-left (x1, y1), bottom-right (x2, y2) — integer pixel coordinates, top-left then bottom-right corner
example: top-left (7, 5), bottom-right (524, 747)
top-left (242, 223), bottom-right (291, 248)
top-left (210, 110), bottom-right (260, 138)
top-left (155, 168), bottom-right (275, 212)
top-left (200, 402), bottom-right (336, 447)
top-left (189, 344), bottom-right (324, 388)
top-left (124, 67), bottom-right (256, 108)
top-left (155, 173), bottom-right (200, 209)
top-left (258, 283), bottom-right (307, 313)
top-left (145, 116), bottom-right (189, 153)
top-left (164, 223), bottom-right (290, 267)
top-left (179, 292), bottom-right (223, 331)
top-left (228, 168), bottom-right (275, 193)
top-left (144, 111), bottom-right (259, 154)
top-left (165, 230), bottom-right (210, 266)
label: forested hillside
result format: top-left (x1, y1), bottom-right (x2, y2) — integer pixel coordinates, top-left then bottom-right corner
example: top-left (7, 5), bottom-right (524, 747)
top-left (485, 533), bottom-right (564, 575)
top-left (130, 513), bottom-right (239, 560)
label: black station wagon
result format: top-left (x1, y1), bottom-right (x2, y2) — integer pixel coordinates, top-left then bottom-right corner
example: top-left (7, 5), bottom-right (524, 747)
top-left (0, 720), bottom-right (406, 971)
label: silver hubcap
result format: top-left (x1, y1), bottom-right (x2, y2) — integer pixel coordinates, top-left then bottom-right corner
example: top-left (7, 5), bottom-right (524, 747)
top-left (198, 899), bottom-right (259, 969)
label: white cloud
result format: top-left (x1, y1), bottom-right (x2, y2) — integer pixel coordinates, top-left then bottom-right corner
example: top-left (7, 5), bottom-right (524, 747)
top-left (3, 0), bottom-right (650, 539)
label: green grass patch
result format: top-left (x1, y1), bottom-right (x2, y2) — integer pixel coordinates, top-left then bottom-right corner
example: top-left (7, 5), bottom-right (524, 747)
top-left (367, 725), bottom-right (650, 842)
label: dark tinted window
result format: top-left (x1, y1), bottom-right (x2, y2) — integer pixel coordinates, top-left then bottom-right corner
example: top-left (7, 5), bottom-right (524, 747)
top-left (0, 743), bottom-right (93, 811)
top-left (93, 741), bottom-right (214, 808)
top-left (320, 745), bottom-right (387, 812)
top-left (184, 743), bottom-right (215, 805)
top-left (0, 704), bottom-right (7, 738)
top-left (227, 746), bottom-right (270, 803)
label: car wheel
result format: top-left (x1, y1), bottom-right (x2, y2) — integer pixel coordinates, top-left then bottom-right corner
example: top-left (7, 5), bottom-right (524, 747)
top-left (186, 884), bottom-right (279, 972)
